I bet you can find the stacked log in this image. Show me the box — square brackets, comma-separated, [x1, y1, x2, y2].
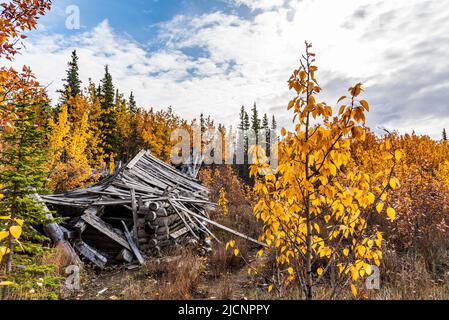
[137, 201, 194, 254]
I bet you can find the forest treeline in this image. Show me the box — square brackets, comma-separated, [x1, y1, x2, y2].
[44, 50, 278, 191]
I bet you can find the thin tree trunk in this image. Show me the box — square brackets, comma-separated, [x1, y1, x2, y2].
[2, 235, 14, 300]
[305, 197, 313, 300]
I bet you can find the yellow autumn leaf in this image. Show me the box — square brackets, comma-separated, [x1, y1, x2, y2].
[387, 207, 396, 221]
[233, 249, 240, 256]
[360, 100, 369, 111]
[0, 246, 10, 255]
[343, 248, 349, 256]
[351, 284, 357, 297]
[317, 268, 323, 276]
[0, 231, 9, 241]
[389, 178, 397, 189]
[376, 203, 384, 214]
[287, 267, 294, 275]
[394, 150, 402, 161]
[9, 225, 22, 239]
[281, 128, 287, 137]
[225, 240, 235, 250]
[268, 285, 273, 293]
[337, 96, 347, 103]
[365, 264, 372, 275]
[367, 192, 375, 204]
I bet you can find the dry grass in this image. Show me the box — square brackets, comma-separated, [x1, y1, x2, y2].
[121, 248, 206, 300]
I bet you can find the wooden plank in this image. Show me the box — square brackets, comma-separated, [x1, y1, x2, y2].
[130, 188, 139, 245]
[172, 201, 268, 248]
[170, 226, 189, 239]
[126, 149, 147, 170]
[74, 241, 108, 269]
[31, 194, 80, 264]
[121, 221, 145, 265]
[168, 199, 199, 240]
[81, 213, 131, 251]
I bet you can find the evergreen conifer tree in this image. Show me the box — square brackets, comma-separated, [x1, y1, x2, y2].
[271, 115, 277, 131]
[0, 97, 52, 297]
[262, 113, 270, 157]
[58, 50, 82, 107]
[99, 65, 119, 158]
[251, 102, 260, 144]
[128, 92, 137, 113]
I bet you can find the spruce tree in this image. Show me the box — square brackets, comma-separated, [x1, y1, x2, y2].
[238, 106, 246, 131]
[271, 115, 277, 131]
[237, 106, 247, 166]
[58, 50, 82, 110]
[0, 97, 52, 297]
[251, 102, 260, 144]
[99, 65, 119, 158]
[262, 113, 270, 157]
[128, 92, 137, 113]
[443, 128, 447, 142]
[243, 111, 250, 162]
[127, 92, 139, 159]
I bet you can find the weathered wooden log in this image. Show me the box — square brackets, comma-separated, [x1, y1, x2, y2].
[156, 234, 170, 241]
[145, 211, 157, 222]
[146, 202, 160, 211]
[31, 194, 80, 265]
[156, 226, 170, 235]
[168, 199, 199, 240]
[155, 215, 179, 226]
[130, 188, 139, 245]
[121, 221, 145, 265]
[156, 208, 168, 217]
[74, 240, 107, 269]
[80, 212, 131, 251]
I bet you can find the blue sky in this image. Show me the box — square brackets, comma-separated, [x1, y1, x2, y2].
[40, 0, 250, 44]
[12, 0, 449, 138]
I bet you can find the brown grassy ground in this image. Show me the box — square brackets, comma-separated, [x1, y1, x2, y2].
[54, 242, 449, 301]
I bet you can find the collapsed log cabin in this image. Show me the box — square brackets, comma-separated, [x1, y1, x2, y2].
[41, 150, 264, 269]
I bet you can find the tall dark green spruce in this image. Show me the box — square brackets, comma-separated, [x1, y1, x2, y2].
[128, 91, 137, 113]
[99, 65, 119, 158]
[443, 128, 447, 142]
[251, 102, 260, 144]
[127, 92, 140, 161]
[271, 115, 277, 131]
[238, 106, 251, 164]
[262, 113, 270, 157]
[57, 50, 82, 115]
[0, 96, 53, 298]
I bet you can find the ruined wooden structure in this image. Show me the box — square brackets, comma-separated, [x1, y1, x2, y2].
[41, 150, 264, 268]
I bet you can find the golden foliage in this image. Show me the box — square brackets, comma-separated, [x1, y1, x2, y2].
[250, 42, 401, 299]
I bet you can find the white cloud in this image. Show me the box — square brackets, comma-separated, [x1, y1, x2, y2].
[230, 0, 285, 11]
[11, 0, 449, 138]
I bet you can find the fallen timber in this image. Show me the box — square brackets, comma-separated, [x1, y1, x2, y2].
[40, 150, 265, 269]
